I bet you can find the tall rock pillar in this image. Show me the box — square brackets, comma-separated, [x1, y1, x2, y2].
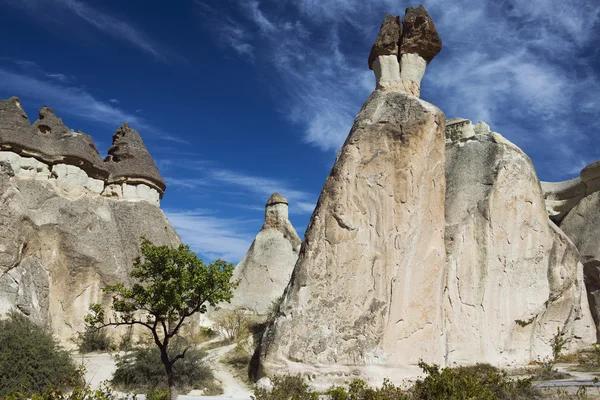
[258, 7, 446, 386]
[226, 193, 301, 316]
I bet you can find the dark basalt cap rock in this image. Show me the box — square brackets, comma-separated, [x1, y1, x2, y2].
[0, 99, 108, 179]
[400, 5, 442, 63]
[104, 123, 166, 193]
[368, 14, 402, 70]
[266, 192, 288, 206]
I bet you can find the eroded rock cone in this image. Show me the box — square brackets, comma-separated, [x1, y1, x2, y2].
[226, 193, 301, 316]
[258, 83, 447, 386]
[105, 123, 166, 194]
[444, 119, 595, 364]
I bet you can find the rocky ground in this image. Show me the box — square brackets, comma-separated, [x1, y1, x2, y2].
[78, 345, 600, 400]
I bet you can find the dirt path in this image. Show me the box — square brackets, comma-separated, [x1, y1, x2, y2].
[200, 343, 253, 399]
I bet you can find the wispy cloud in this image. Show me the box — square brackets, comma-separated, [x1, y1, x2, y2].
[165, 209, 257, 262]
[5, 0, 166, 61]
[109, 98, 119, 104]
[162, 165, 317, 215]
[200, 0, 600, 181]
[0, 65, 184, 143]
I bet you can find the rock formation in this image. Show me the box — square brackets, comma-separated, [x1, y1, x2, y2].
[0, 97, 180, 343]
[369, 6, 441, 96]
[226, 193, 301, 316]
[259, 7, 447, 385]
[257, 8, 596, 387]
[444, 118, 595, 365]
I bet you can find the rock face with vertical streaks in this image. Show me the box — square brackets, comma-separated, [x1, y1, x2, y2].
[0, 97, 180, 344]
[444, 118, 595, 365]
[258, 54, 448, 386]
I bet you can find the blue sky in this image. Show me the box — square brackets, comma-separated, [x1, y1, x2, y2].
[1, 0, 599, 263]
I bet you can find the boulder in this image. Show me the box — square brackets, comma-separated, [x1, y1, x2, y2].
[444, 119, 595, 364]
[226, 193, 301, 316]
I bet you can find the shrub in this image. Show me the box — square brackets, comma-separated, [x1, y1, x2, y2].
[0, 310, 78, 397]
[252, 375, 319, 400]
[77, 325, 114, 353]
[256, 363, 539, 400]
[411, 362, 539, 400]
[111, 342, 220, 395]
[552, 327, 570, 361]
[214, 308, 251, 343]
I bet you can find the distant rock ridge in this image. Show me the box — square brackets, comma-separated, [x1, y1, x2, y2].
[0, 97, 165, 205]
[226, 193, 301, 316]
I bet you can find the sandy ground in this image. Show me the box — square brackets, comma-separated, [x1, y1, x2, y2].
[76, 347, 252, 400]
[78, 350, 600, 400]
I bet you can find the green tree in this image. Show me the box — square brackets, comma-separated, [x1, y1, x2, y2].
[86, 238, 236, 400]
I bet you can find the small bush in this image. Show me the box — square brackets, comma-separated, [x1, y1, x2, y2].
[411, 362, 539, 400]
[252, 375, 319, 400]
[256, 363, 539, 400]
[214, 308, 251, 343]
[0, 310, 79, 397]
[77, 325, 114, 353]
[111, 342, 220, 395]
[146, 386, 170, 400]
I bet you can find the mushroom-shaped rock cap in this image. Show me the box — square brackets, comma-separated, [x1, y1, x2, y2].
[0, 98, 108, 179]
[104, 123, 166, 193]
[266, 192, 288, 206]
[31, 106, 70, 136]
[0, 97, 30, 131]
[368, 14, 402, 70]
[401, 5, 442, 63]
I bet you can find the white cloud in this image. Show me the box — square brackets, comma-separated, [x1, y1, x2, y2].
[0, 66, 184, 143]
[208, 169, 317, 212]
[165, 210, 257, 262]
[202, 0, 600, 180]
[109, 98, 119, 104]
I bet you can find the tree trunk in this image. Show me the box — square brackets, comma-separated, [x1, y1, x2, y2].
[160, 346, 177, 400]
[167, 370, 177, 400]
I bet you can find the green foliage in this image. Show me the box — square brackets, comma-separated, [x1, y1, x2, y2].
[411, 362, 539, 400]
[214, 308, 251, 343]
[0, 310, 78, 397]
[5, 367, 125, 400]
[146, 387, 170, 400]
[255, 363, 539, 400]
[111, 343, 219, 395]
[252, 375, 319, 400]
[86, 237, 236, 398]
[77, 325, 114, 353]
[552, 327, 570, 361]
[87, 239, 237, 328]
